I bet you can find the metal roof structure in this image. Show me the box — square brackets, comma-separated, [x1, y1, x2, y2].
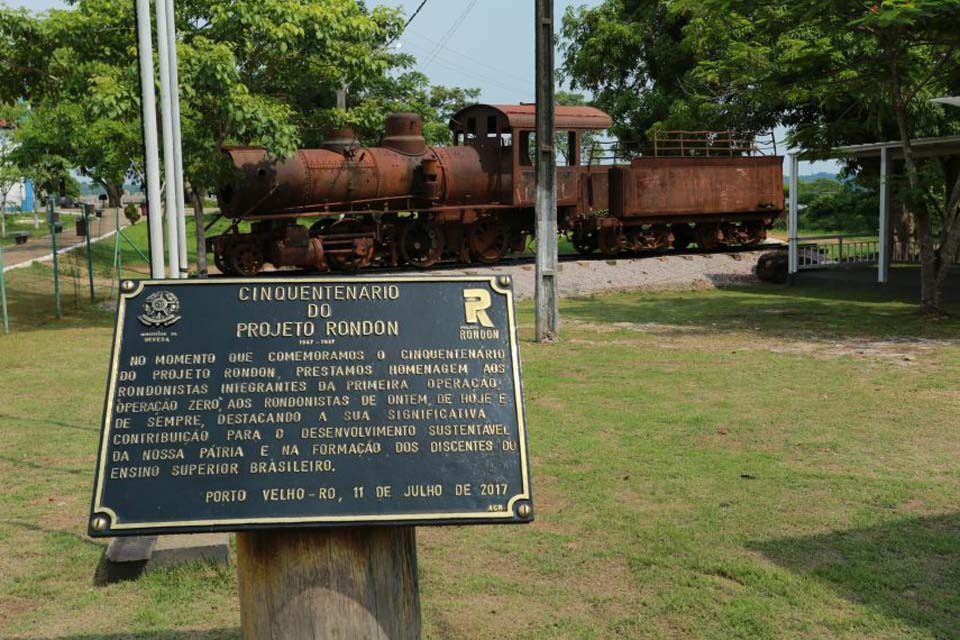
[451, 104, 613, 131]
[794, 135, 960, 161]
[833, 135, 960, 160]
[932, 97, 960, 109]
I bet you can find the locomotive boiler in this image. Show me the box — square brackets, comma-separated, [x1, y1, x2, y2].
[209, 104, 784, 276]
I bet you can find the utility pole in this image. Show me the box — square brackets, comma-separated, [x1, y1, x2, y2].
[535, 0, 558, 341]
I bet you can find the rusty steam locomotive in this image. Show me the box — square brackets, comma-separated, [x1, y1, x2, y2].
[210, 104, 784, 275]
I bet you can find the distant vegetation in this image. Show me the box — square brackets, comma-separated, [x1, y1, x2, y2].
[797, 172, 837, 183]
[785, 175, 880, 235]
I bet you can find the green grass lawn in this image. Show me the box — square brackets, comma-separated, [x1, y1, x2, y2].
[83, 212, 234, 278]
[1, 268, 959, 638]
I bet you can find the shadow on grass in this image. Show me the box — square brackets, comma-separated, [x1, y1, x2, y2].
[751, 514, 960, 638]
[0, 412, 99, 433]
[563, 265, 960, 341]
[0, 520, 145, 587]
[7, 632, 239, 640]
[0, 520, 105, 552]
[0, 455, 86, 476]
[0, 277, 116, 334]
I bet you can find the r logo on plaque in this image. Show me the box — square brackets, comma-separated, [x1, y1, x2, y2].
[88, 276, 533, 536]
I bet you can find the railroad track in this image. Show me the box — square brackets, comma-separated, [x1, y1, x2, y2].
[245, 244, 780, 278]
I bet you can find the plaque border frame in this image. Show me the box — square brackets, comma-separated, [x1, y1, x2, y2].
[89, 275, 532, 535]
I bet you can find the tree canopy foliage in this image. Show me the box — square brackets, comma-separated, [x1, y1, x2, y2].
[561, 0, 960, 150]
[695, 0, 960, 312]
[0, 0, 478, 207]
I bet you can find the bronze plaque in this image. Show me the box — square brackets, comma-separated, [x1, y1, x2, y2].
[88, 276, 533, 536]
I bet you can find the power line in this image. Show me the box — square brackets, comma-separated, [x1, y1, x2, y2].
[387, 0, 429, 48]
[406, 45, 529, 95]
[403, 0, 430, 31]
[406, 30, 535, 86]
[404, 43, 532, 96]
[423, 0, 479, 66]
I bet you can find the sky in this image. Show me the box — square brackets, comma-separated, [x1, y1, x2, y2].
[10, 0, 834, 174]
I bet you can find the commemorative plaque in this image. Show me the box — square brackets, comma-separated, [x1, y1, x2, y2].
[88, 276, 533, 536]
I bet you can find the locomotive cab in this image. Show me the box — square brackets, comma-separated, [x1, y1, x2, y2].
[448, 104, 613, 211]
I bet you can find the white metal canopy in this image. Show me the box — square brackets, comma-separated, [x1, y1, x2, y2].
[787, 134, 960, 283]
[932, 97, 960, 109]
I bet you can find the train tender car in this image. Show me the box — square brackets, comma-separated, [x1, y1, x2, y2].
[209, 104, 783, 275]
[592, 154, 784, 254]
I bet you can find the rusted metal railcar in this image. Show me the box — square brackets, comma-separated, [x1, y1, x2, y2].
[208, 104, 783, 275]
[586, 156, 784, 253]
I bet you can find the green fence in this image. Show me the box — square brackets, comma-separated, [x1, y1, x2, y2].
[0, 206, 152, 334]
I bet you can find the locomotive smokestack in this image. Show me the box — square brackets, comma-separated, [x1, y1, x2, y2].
[321, 128, 359, 153]
[381, 113, 426, 155]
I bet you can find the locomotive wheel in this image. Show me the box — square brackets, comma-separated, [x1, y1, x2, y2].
[310, 218, 336, 233]
[743, 221, 766, 247]
[467, 218, 510, 264]
[651, 224, 673, 251]
[694, 225, 721, 251]
[214, 251, 233, 275]
[229, 243, 264, 277]
[325, 219, 374, 271]
[573, 228, 598, 255]
[399, 220, 444, 268]
[671, 224, 694, 251]
[598, 227, 623, 256]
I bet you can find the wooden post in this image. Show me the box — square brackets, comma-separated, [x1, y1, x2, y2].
[236, 527, 421, 639]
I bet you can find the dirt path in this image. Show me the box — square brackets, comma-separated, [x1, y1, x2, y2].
[2, 210, 129, 273]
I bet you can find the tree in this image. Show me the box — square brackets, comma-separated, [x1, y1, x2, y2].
[562, 0, 960, 314]
[800, 178, 881, 234]
[0, 0, 410, 213]
[0, 102, 25, 237]
[317, 69, 480, 147]
[692, 0, 960, 314]
[559, 1, 782, 152]
[0, 3, 147, 207]
[1, 0, 480, 227]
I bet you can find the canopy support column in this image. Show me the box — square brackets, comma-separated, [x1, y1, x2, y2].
[788, 154, 799, 275]
[879, 146, 890, 284]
